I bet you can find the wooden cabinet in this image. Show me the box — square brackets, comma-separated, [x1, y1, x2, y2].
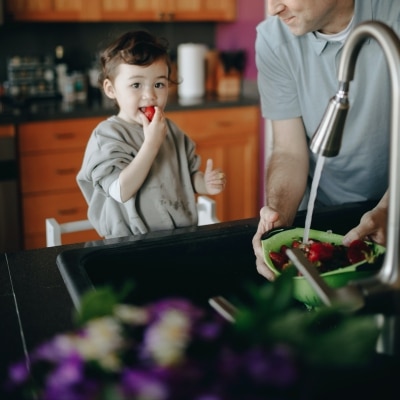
[167, 106, 260, 222]
[18, 117, 104, 249]
[171, 0, 236, 22]
[96, 0, 235, 22]
[6, 0, 235, 22]
[18, 105, 260, 249]
[5, 0, 90, 22]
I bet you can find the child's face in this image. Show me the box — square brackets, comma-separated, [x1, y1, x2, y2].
[104, 59, 169, 124]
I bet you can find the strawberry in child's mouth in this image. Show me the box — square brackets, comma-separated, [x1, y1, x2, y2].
[141, 106, 155, 121]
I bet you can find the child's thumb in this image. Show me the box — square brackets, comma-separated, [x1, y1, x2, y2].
[205, 159, 213, 174]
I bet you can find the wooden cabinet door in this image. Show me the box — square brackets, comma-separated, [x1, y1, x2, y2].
[6, 0, 235, 21]
[18, 117, 102, 249]
[22, 190, 101, 249]
[6, 0, 86, 21]
[96, 0, 158, 21]
[18, 118, 102, 153]
[171, 0, 235, 21]
[167, 106, 260, 221]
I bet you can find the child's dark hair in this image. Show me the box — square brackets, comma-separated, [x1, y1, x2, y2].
[99, 30, 176, 85]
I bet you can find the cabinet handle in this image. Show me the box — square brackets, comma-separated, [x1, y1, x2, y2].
[54, 132, 76, 140]
[58, 208, 79, 216]
[56, 168, 77, 175]
[216, 121, 234, 127]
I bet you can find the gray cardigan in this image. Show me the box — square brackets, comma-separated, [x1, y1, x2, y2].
[77, 115, 201, 238]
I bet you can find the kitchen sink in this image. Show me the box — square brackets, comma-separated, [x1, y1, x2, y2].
[57, 201, 378, 310]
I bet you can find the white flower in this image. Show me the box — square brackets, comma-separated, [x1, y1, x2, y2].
[72, 316, 125, 371]
[144, 310, 191, 366]
[114, 304, 149, 325]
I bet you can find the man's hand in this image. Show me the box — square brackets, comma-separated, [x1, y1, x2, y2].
[252, 205, 289, 281]
[343, 202, 388, 246]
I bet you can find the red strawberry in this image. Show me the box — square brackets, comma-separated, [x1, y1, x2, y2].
[143, 106, 155, 121]
[280, 244, 289, 253]
[307, 241, 335, 263]
[291, 240, 302, 248]
[269, 251, 289, 271]
[347, 239, 372, 264]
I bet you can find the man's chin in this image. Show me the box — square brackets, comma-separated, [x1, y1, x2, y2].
[287, 25, 308, 36]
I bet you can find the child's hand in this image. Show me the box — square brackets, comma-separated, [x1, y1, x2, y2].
[140, 106, 167, 146]
[204, 159, 226, 195]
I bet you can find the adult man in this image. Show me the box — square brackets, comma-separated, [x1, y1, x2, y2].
[253, 0, 397, 280]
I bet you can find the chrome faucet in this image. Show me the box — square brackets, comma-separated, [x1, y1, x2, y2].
[306, 21, 400, 308]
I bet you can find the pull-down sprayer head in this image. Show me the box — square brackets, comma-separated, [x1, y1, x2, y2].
[309, 82, 349, 157]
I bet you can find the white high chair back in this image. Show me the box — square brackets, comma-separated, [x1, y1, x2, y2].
[45, 195, 219, 247]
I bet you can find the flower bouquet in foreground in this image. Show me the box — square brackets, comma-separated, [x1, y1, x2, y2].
[5, 269, 384, 400]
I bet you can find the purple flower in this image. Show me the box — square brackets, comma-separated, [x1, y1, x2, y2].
[4, 295, 305, 400]
[147, 298, 204, 323]
[120, 368, 168, 400]
[32, 334, 77, 364]
[8, 360, 30, 384]
[43, 353, 98, 400]
[196, 318, 225, 341]
[243, 344, 299, 387]
[217, 344, 299, 395]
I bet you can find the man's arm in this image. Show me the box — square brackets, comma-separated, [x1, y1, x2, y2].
[253, 117, 309, 280]
[265, 117, 310, 226]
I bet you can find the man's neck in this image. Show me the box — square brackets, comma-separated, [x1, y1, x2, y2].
[319, 0, 355, 35]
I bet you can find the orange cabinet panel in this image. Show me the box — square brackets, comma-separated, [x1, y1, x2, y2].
[18, 117, 102, 249]
[18, 118, 103, 153]
[5, 0, 88, 21]
[21, 190, 101, 249]
[20, 150, 86, 194]
[166, 106, 260, 222]
[6, 0, 235, 21]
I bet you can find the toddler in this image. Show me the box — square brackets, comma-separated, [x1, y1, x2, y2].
[77, 30, 226, 238]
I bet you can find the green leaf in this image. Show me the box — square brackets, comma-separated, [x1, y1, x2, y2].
[74, 282, 134, 325]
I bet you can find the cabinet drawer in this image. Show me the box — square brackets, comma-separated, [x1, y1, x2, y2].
[166, 106, 259, 139]
[20, 150, 83, 193]
[18, 117, 103, 153]
[22, 190, 89, 235]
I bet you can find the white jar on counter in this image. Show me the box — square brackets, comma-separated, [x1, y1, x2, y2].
[177, 43, 208, 99]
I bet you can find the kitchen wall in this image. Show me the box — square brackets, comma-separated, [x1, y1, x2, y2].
[216, 0, 265, 81]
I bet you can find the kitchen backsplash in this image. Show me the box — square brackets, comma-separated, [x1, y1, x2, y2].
[0, 21, 216, 85]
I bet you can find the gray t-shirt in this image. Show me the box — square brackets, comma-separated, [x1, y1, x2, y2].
[77, 115, 201, 238]
[256, 0, 400, 207]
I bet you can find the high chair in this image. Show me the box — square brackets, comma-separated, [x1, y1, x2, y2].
[45, 195, 219, 247]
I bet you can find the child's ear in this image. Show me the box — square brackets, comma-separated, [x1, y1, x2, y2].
[103, 79, 116, 99]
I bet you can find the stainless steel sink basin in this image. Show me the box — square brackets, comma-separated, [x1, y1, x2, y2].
[57, 201, 378, 310]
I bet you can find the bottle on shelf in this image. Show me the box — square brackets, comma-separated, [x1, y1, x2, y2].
[54, 45, 69, 99]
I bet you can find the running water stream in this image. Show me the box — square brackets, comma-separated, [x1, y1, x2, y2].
[302, 154, 326, 244]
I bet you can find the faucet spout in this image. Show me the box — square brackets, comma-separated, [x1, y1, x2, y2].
[310, 21, 400, 299]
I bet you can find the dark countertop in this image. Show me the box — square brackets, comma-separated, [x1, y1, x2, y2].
[0, 93, 260, 124]
[0, 218, 257, 391]
[2, 203, 399, 399]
